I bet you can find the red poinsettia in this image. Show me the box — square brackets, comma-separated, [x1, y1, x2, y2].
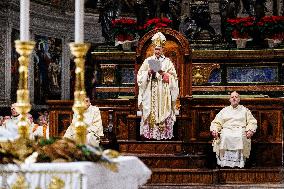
[226, 17, 255, 39]
[256, 16, 284, 39]
[111, 17, 137, 37]
[142, 17, 172, 32]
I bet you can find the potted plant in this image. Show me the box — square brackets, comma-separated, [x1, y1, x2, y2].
[139, 17, 172, 35]
[256, 16, 284, 47]
[225, 17, 255, 48]
[111, 17, 137, 42]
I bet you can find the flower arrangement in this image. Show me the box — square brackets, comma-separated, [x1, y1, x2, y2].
[226, 16, 284, 40]
[226, 17, 255, 39]
[111, 17, 137, 41]
[256, 16, 284, 40]
[141, 17, 172, 33]
[111, 17, 172, 41]
[0, 137, 118, 172]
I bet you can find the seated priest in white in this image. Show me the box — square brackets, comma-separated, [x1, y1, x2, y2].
[32, 109, 49, 138]
[210, 91, 257, 168]
[64, 97, 104, 146]
[137, 32, 179, 140]
[32, 123, 49, 139]
[0, 103, 34, 140]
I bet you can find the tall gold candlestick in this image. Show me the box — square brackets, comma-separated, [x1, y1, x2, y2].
[69, 43, 90, 144]
[15, 40, 35, 139]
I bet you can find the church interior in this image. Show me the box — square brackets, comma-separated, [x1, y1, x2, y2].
[0, 0, 284, 188]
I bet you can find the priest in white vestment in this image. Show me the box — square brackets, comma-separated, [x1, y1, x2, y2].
[1, 103, 34, 140]
[137, 32, 179, 140]
[64, 97, 104, 146]
[210, 91, 257, 168]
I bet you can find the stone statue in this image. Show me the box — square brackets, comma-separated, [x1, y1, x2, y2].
[219, 0, 260, 41]
[133, 0, 181, 31]
[179, 16, 197, 40]
[219, 0, 240, 41]
[241, 0, 255, 16]
[167, 0, 182, 30]
[254, 0, 266, 21]
[98, 0, 122, 43]
[146, 0, 165, 18]
[253, 0, 267, 46]
[190, 1, 216, 40]
[133, 0, 151, 28]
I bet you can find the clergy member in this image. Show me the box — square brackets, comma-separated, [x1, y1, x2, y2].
[64, 97, 104, 146]
[137, 32, 179, 140]
[210, 91, 257, 168]
[1, 103, 34, 140]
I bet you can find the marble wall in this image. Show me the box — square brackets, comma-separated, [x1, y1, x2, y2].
[0, 0, 103, 107]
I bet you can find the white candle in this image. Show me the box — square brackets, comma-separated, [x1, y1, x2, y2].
[75, 0, 84, 43]
[20, 0, 30, 41]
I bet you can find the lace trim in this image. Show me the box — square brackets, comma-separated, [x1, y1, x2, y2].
[217, 150, 245, 168]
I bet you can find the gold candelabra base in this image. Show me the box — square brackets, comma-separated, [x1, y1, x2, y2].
[69, 43, 90, 144]
[15, 40, 35, 139]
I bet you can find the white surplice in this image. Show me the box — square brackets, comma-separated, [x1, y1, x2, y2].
[64, 105, 104, 146]
[137, 55, 179, 140]
[210, 105, 257, 168]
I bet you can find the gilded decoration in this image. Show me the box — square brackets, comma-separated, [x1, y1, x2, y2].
[11, 175, 28, 189]
[15, 40, 35, 139]
[100, 64, 117, 85]
[69, 43, 90, 145]
[192, 64, 220, 85]
[48, 176, 65, 189]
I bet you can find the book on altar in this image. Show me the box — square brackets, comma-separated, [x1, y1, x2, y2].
[148, 59, 162, 72]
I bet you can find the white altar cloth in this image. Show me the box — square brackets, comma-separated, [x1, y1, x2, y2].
[0, 156, 151, 189]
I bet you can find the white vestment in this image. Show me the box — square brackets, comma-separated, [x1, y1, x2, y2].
[32, 124, 49, 139]
[137, 55, 179, 140]
[64, 105, 104, 146]
[210, 105, 257, 168]
[1, 116, 34, 141]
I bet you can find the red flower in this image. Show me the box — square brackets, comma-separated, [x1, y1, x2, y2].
[226, 17, 255, 39]
[111, 17, 137, 37]
[142, 17, 172, 32]
[256, 16, 284, 39]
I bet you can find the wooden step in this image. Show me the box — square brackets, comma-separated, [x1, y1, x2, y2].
[123, 153, 206, 169]
[149, 168, 216, 184]
[147, 168, 282, 185]
[118, 140, 184, 154]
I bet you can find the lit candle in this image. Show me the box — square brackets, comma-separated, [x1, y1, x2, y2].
[20, 0, 30, 41]
[75, 0, 84, 43]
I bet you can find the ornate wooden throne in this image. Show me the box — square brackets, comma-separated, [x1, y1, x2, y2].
[135, 28, 192, 99]
[130, 28, 193, 142]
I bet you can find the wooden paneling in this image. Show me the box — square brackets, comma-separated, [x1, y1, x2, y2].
[47, 99, 137, 140]
[47, 97, 284, 185]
